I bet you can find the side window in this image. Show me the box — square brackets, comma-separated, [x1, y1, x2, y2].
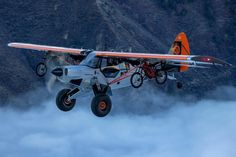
[101, 58, 120, 68]
[107, 58, 120, 66]
[119, 62, 129, 71]
[87, 57, 100, 68]
[100, 58, 120, 78]
[100, 58, 108, 68]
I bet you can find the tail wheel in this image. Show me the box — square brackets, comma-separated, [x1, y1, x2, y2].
[36, 62, 47, 77]
[130, 72, 143, 88]
[91, 94, 112, 117]
[155, 70, 167, 84]
[56, 89, 76, 112]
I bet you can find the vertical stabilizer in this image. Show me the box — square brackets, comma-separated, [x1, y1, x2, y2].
[169, 32, 190, 72]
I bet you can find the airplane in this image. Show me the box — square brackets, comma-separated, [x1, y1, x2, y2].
[8, 32, 231, 117]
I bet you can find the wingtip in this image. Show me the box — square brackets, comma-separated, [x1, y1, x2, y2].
[228, 63, 234, 68]
[223, 62, 233, 68]
[7, 42, 16, 47]
[7, 43, 12, 47]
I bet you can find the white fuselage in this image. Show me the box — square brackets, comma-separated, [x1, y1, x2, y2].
[55, 52, 136, 93]
[57, 65, 134, 90]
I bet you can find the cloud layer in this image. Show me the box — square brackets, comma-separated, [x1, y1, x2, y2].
[0, 86, 236, 157]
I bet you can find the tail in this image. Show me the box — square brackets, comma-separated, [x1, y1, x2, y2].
[169, 32, 190, 72]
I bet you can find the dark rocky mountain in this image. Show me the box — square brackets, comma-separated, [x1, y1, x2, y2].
[0, 0, 235, 106]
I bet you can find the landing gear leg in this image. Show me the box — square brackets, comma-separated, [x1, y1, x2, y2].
[91, 79, 112, 117]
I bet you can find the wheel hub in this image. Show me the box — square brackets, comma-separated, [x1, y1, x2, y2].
[98, 101, 107, 111]
[63, 96, 72, 106]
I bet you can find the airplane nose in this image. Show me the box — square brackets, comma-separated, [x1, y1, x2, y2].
[51, 68, 63, 77]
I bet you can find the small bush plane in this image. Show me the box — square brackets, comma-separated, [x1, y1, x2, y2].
[8, 32, 231, 117]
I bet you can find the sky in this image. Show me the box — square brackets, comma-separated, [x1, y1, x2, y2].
[0, 86, 236, 157]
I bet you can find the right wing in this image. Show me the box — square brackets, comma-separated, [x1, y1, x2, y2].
[95, 51, 231, 68]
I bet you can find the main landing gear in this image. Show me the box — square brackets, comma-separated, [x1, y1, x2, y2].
[91, 81, 112, 117]
[91, 94, 112, 117]
[55, 80, 112, 117]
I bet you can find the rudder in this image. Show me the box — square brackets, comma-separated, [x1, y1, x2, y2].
[169, 32, 190, 72]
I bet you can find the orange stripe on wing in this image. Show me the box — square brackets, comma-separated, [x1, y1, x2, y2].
[95, 51, 189, 60]
[8, 43, 83, 55]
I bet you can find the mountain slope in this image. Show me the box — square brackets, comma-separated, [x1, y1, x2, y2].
[0, 0, 235, 105]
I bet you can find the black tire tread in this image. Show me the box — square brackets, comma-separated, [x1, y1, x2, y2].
[56, 89, 76, 112]
[91, 94, 112, 117]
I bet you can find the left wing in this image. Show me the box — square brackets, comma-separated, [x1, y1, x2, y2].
[8, 43, 85, 55]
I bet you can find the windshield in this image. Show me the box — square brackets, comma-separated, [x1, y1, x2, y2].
[80, 52, 100, 68]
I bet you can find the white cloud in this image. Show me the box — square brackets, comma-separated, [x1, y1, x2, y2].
[0, 86, 236, 157]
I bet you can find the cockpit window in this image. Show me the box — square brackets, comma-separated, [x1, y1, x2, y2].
[100, 58, 108, 67]
[100, 58, 120, 68]
[80, 52, 100, 68]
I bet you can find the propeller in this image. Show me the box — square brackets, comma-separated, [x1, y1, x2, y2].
[44, 54, 68, 93]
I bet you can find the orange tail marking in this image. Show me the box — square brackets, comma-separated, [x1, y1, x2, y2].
[170, 32, 190, 72]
